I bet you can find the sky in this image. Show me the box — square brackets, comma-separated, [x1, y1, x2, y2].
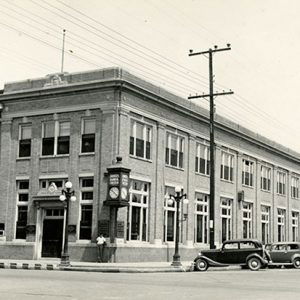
[0, 0, 300, 152]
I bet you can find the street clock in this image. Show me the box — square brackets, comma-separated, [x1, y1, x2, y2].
[105, 156, 131, 207]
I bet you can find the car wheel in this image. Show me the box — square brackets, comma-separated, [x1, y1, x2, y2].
[293, 258, 300, 269]
[247, 257, 261, 271]
[195, 258, 208, 271]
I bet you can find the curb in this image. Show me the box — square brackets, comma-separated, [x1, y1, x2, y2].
[0, 262, 192, 273]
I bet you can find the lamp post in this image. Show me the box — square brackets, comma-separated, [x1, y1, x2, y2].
[59, 181, 76, 266]
[166, 186, 189, 267]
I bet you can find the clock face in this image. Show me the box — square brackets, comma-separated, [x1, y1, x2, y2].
[121, 187, 128, 199]
[109, 187, 119, 199]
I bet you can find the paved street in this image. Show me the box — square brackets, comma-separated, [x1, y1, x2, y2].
[0, 268, 299, 300]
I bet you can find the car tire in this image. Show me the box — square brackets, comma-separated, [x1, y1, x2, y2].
[247, 257, 261, 271]
[195, 258, 208, 272]
[293, 258, 300, 269]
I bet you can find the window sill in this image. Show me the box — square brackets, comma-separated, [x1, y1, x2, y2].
[129, 155, 152, 163]
[16, 157, 31, 161]
[291, 197, 300, 200]
[79, 152, 95, 157]
[261, 189, 271, 194]
[195, 172, 209, 178]
[165, 165, 184, 171]
[276, 193, 287, 197]
[242, 184, 254, 189]
[220, 179, 234, 184]
[40, 154, 69, 159]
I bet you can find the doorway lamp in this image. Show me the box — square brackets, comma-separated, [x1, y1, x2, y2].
[59, 180, 76, 266]
[166, 186, 189, 267]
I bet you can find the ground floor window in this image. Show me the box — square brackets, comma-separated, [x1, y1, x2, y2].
[164, 186, 181, 242]
[16, 180, 29, 239]
[194, 193, 209, 243]
[261, 205, 270, 244]
[126, 180, 149, 241]
[79, 178, 94, 240]
[277, 208, 286, 242]
[242, 202, 253, 238]
[220, 198, 232, 242]
[292, 211, 299, 242]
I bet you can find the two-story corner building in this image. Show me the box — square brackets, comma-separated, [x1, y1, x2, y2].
[0, 67, 299, 262]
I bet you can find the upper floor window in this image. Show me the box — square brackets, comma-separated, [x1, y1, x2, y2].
[165, 133, 184, 168]
[277, 171, 286, 195]
[261, 166, 271, 191]
[40, 178, 68, 191]
[81, 119, 95, 153]
[19, 124, 32, 158]
[242, 159, 254, 187]
[220, 152, 234, 181]
[195, 143, 210, 175]
[291, 176, 299, 199]
[130, 120, 151, 160]
[42, 121, 70, 156]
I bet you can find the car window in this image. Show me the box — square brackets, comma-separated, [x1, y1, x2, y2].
[240, 242, 256, 249]
[272, 244, 286, 251]
[288, 244, 299, 250]
[223, 242, 239, 250]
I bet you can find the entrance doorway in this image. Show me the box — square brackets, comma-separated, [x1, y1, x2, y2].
[42, 218, 63, 258]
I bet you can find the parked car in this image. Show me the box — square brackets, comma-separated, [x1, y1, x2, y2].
[194, 239, 269, 271]
[267, 242, 300, 269]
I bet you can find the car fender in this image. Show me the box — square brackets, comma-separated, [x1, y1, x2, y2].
[246, 253, 268, 265]
[194, 255, 229, 267]
[291, 253, 300, 262]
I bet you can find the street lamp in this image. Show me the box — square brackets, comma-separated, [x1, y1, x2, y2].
[59, 180, 76, 266]
[166, 186, 189, 267]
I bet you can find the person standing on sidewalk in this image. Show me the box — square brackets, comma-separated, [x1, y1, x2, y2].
[96, 234, 106, 263]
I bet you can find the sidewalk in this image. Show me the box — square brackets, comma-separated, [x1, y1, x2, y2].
[0, 259, 194, 273]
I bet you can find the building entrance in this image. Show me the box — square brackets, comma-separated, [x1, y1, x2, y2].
[41, 209, 64, 258]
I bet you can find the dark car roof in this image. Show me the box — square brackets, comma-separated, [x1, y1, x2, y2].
[272, 242, 300, 245]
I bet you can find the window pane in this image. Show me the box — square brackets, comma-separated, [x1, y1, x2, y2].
[44, 122, 54, 138]
[42, 137, 54, 155]
[136, 138, 144, 157]
[57, 136, 70, 154]
[136, 123, 143, 139]
[82, 134, 95, 153]
[19, 139, 31, 157]
[83, 119, 95, 134]
[21, 126, 31, 139]
[59, 122, 70, 136]
[82, 178, 94, 187]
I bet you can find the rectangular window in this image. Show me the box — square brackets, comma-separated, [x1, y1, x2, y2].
[292, 211, 299, 242]
[127, 180, 149, 241]
[129, 120, 152, 160]
[19, 124, 32, 157]
[79, 177, 94, 240]
[261, 205, 270, 244]
[195, 143, 210, 175]
[16, 181, 29, 239]
[39, 179, 67, 191]
[81, 119, 96, 153]
[261, 166, 271, 191]
[166, 133, 184, 168]
[42, 121, 70, 156]
[277, 171, 286, 195]
[291, 176, 299, 199]
[242, 159, 254, 187]
[220, 198, 232, 242]
[242, 202, 253, 239]
[277, 208, 286, 242]
[220, 152, 234, 181]
[194, 193, 209, 244]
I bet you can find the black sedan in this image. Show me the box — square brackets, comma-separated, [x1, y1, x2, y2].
[194, 239, 268, 271]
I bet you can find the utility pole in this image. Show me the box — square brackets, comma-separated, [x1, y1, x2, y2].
[188, 44, 234, 249]
[61, 29, 66, 73]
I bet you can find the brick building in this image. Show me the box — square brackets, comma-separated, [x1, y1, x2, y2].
[0, 67, 299, 262]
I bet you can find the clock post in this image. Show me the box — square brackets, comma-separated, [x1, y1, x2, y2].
[104, 156, 131, 243]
